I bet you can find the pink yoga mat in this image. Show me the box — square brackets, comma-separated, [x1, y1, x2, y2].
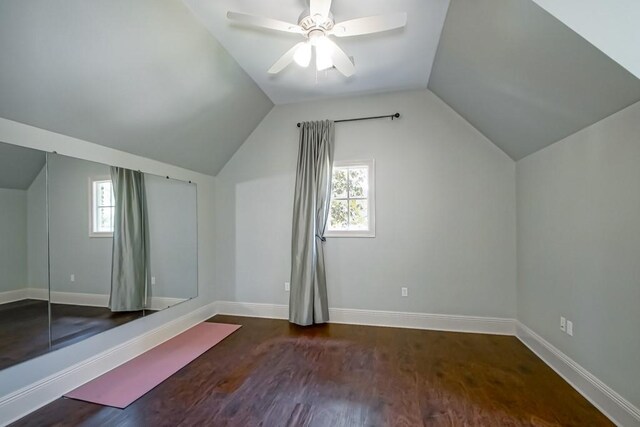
[65, 322, 241, 408]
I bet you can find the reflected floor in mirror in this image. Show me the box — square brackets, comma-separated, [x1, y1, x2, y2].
[0, 300, 49, 370]
[0, 300, 153, 370]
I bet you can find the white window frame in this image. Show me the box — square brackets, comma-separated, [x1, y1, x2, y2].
[89, 176, 115, 238]
[325, 159, 376, 238]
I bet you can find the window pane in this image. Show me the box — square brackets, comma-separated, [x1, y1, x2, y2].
[329, 200, 349, 230]
[348, 167, 368, 198]
[96, 207, 114, 233]
[331, 168, 348, 198]
[349, 199, 369, 230]
[96, 181, 114, 207]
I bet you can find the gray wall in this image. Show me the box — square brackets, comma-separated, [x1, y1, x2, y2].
[517, 100, 640, 408]
[48, 154, 112, 295]
[0, 189, 27, 292]
[146, 174, 197, 299]
[215, 89, 517, 318]
[26, 166, 47, 290]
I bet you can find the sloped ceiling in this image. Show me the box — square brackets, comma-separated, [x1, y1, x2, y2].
[183, 0, 450, 105]
[0, 142, 45, 190]
[428, 0, 640, 160]
[1, 0, 638, 171]
[0, 0, 273, 176]
[531, 0, 640, 80]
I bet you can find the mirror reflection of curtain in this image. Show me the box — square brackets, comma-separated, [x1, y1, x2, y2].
[109, 167, 149, 312]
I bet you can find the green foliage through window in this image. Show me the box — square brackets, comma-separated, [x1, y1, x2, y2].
[329, 165, 369, 231]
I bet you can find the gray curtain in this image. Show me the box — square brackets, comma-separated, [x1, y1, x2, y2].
[109, 167, 149, 312]
[289, 120, 335, 326]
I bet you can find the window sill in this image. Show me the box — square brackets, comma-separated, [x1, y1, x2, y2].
[89, 233, 113, 238]
[324, 232, 376, 238]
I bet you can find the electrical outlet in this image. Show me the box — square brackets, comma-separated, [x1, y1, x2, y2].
[151, 276, 156, 285]
[401, 287, 408, 297]
[70, 274, 75, 282]
[560, 316, 566, 332]
[566, 320, 573, 336]
[284, 282, 290, 292]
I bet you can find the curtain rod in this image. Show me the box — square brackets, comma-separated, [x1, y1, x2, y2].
[296, 113, 400, 127]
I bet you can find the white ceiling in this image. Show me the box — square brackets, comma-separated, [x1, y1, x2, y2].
[183, 0, 450, 105]
[0, 0, 273, 176]
[428, 0, 640, 160]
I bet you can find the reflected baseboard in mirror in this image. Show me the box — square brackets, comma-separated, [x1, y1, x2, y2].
[0, 142, 198, 371]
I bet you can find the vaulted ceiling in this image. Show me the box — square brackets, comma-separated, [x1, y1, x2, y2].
[0, 0, 638, 174]
[0, 0, 272, 176]
[428, 0, 640, 160]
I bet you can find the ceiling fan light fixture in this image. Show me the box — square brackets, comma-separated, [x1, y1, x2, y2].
[294, 42, 312, 67]
[315, 38, 333, 71]
[227, 0, 407, 77]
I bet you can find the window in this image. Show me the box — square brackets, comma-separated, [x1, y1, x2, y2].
[326, 160, 375, 237]
[90, 177, 115, 237]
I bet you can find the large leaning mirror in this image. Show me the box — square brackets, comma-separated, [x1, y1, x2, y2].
[0, 143, 198, 369]
[0, 142, 48, 370]
[48, 153, 198, 350]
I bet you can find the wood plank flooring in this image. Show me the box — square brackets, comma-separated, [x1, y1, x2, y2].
[12, 315, 613, 426]
[0, 300, 49, 370]
[0, 300, 146, 370]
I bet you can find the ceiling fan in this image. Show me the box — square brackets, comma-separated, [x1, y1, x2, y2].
[227, 0, 407, 77]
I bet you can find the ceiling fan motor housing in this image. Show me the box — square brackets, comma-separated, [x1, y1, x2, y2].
[298, 10, 334, 33]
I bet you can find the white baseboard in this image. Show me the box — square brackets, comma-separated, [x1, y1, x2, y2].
[50, 291, 108, 307]
[27, 288, 48, 301]
[48, 292, 185, 310]
[146, 296, 189, 311]
[0, 301, 217, 426]
[516, 322, 640, 427]
[213, 301, 516, 335]
[214, 301, 289, 320]
[0, 289, 29, 305]
[1, 289, 186, 310]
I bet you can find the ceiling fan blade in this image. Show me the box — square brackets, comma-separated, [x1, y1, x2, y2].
[332, 13, 407, 37]
[227, 11, 302, 34]
[268, 42, 306, 74]
[323, 38, 355, 77]
[310, 0, 332, 19]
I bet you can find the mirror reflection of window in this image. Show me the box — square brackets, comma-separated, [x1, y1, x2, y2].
[90, 178, 114, 237]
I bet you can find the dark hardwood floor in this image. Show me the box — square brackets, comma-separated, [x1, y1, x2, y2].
[12, 315, 612, 426]
[50, 303, 147, 351]
[0, 300, 146, 370]
[0, 300, 49, 370]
